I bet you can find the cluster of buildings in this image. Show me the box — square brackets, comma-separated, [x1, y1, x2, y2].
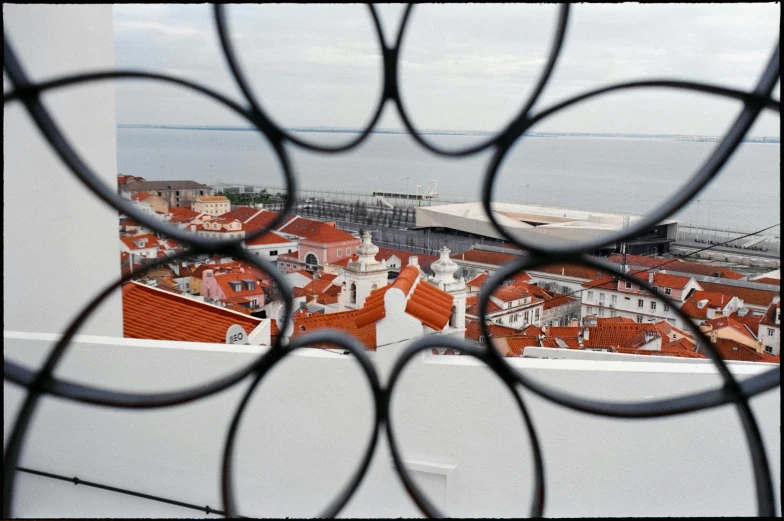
[117, 176, 780, 363]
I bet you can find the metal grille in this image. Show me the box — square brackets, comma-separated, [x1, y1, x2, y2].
[3, 4, 780, 518]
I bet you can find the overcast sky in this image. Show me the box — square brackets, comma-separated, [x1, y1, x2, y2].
[113, 3, 780, 136]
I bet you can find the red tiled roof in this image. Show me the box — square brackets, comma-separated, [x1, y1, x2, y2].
[583, 323, 660, 349]
[489, 285, 531, 303]
[681, 291, 738, 319]
[545, 326, 582, 338]
[504, 336, 540, 356]
[583, 271, 694, 291]
[354, 266, 453, 331]
[728, 311, 764, 331]
[451, 249, 521, 267]
[753, 277, 780, 286]
[375, 247, 438, 271]
[698, 281, 778, 308]
[701, 315, 759, 341]
[466, 271, 490, 288]
[197, 195, 229, 203]
[302, 278, 335, 295]
[281, 217, 357, 243]
[244, 231, 292, 246]
[528, 263, 606, 281]
[219, 206, 263, 223]
[760, 302, 780, 327]
[607, 254, 745, 280]
[122, 282, 264, 343]
[291, 309, 377, 350]
[710, 338, 779, 363]
[213, 273, 268, 300]
[120, 234, 159, 251]
[464, 320, 520, 342]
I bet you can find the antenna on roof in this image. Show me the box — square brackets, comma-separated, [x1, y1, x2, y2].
[621, 213, 630, 273]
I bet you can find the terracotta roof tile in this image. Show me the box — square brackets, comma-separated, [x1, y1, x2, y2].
[244, 231, 293, 246]
[760, 302, 780, 327]
[120, 234, 159, 251]
[710, 338, 779, 363]
[451, 249, 520, 267]
[292, 309, 377, 350]
[702, 315, 759, 341]
[464, 320, 519, 342]
[753, 277, 780, 286]
[281, 217, 357, 243]
[681, 291, 738, 319]
[122, 282, 263, 343]
[698, 281, 778, 308]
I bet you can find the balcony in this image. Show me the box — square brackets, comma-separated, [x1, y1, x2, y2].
[4, 4, 780, 518]
[5, 332, 781, 517]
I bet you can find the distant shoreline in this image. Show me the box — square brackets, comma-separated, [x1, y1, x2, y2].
[116, 124, 779, 143]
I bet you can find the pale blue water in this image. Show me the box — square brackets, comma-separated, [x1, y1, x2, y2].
[117, 128, 780, 234]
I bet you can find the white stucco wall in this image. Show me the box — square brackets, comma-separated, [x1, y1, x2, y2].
[3, 4, 122, 337]
[4, 333, 780, 518]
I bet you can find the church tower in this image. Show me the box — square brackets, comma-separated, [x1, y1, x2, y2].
[428, 246, 467, 333]
[340, 231, 389, 310]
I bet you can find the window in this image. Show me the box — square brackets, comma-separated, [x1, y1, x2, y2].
[350, 283, 357, 304]
[611, 295, 617, 303]
[288, 249, 292, 253]
[450, 306, 458, 328]
[337, 249, 342, 257]
[766, 346, 773, 353]
[610, 310, 617, 317]
[598, 308, 605, 317]
[625, 282, 632, 289]
[665, 288, 672, 295]
[637, 315, 643, 323]
[524, 311, 529, 322]
[506, 302, 512, 309]
[664, 304, 669, 312]
[200, 190, 204, 196]
[175, 191, 180, 196]
[599, 293, 605, 302]
[731, 345, 739, 351]
[651, 301, 657, 310]
[269, 250, 278, 256]
[638, 299, 644, 308]
[535, 308, 539, 320]
[769, 328, 775, 336]
[587, 306, 593, 314]
[587, 291, 594, 300]
[346, 248, 351, 255]
[305, 253, 318, 266]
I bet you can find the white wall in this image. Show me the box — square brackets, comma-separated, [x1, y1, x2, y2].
[4, 333, 780, 518]
[3, 5, 122, 337]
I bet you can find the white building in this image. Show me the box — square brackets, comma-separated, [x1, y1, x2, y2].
[339, 232, 389, 310]
[467, 284, 545, 330]
[759, 299, 781, 356]
[428, 246, 468, 336]
[243, 231, 298, 262]
[582, 271, 703, 329]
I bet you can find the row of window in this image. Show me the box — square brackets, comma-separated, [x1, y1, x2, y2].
[336, 248, 351, 257]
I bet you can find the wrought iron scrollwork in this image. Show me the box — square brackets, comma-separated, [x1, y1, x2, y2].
[3, 3, 780, 518]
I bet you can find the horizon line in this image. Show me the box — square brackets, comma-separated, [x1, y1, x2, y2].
[115, 124, 780, 140]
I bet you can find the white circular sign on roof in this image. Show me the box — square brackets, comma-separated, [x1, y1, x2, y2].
[225, 324, 249, 345]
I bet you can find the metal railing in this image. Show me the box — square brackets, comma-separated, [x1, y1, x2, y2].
[3, 3, 781, 518]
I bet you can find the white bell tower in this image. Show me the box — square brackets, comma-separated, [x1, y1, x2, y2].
[428, 246, 467, 333]
[340, 231, 389, 310]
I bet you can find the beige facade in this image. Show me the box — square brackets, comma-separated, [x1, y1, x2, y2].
[192, 195, 230, 216]
[123, 180, 214, 208]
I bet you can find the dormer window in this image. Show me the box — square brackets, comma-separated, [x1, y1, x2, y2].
[229, 281, 242, 292]
[665, 288, 672, 295]
[242, 279, 255, 291]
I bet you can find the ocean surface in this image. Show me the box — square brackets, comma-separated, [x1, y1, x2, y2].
[117, 128, 780, 235]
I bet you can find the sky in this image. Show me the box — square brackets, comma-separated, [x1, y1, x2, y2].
[113, 3, 780, 136]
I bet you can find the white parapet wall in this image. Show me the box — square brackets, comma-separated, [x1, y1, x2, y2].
[4, 332, 780, 518]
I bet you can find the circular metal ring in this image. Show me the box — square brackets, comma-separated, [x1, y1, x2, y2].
[476, 253, 778, 516]
[221, 331, 383, 518]
[3, 45, 297, 250]
[392, 4, 570, 158]
[480, 43, 780, 256]
[213, 4, 389, 154]
[384, 336, 545, 518]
